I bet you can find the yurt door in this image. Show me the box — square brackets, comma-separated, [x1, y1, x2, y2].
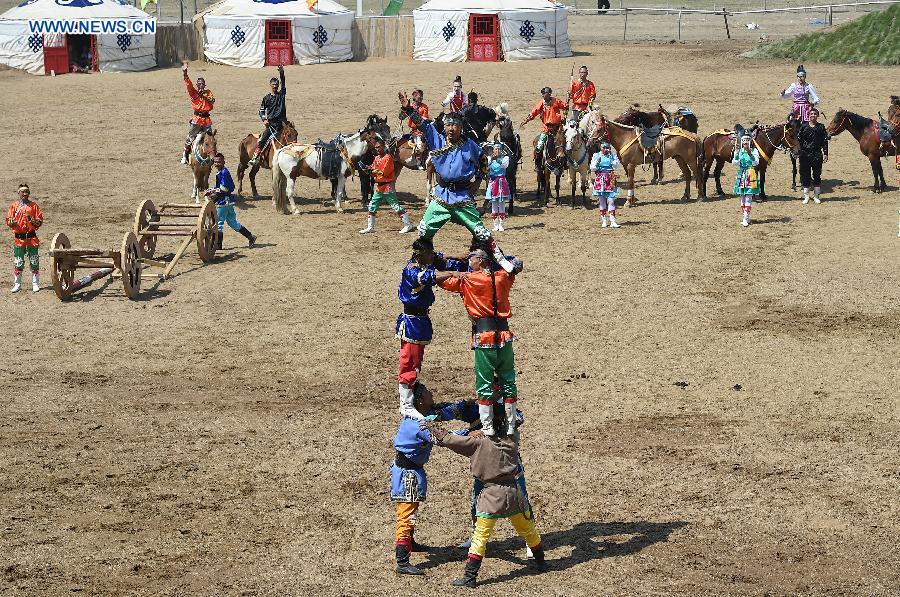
[265, 20, 293, 66]
[43, 33, 69, 75]
[468, 14, 499, 62]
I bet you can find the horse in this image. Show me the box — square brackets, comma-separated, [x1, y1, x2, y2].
[613, 104, 698, 185]
[271, 130, 372, 215]
[236, 121, 298, 198]
[533, 126, 566, 206]
[827, 108, 894, 193]
[591, 115, 704, 204]
[188, 128, 217, 204]
[563, 120, 590, 207]
[701, 121, 800, 200]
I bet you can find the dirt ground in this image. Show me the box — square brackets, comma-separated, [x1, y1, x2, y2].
[1, 43, 899, 596]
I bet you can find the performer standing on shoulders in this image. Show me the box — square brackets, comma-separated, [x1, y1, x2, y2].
[781, 64, 820, 123]
[398, 91, 515, 273]
[6, 184, 43, 293]
[797, 107, 829, 204]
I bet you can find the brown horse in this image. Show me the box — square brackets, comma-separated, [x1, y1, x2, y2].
[189, 128, 217, 204]
[701, 121, 800, 200]
[533, 126, 566, 206]
[591, 115, 704, 204]
[236, 121, 298, 198]
[615, 104, 699, 183]
[827, 108, 894, 193]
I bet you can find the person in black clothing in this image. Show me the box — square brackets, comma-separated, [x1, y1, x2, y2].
[462, 91, 499, 144]
[249, 65, 287, 166]
[797, 107, 829, 204]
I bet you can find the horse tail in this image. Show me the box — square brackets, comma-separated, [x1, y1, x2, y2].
[272, 149, 287, 213]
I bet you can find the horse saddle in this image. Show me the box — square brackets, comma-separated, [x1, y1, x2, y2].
[315, 137, 343, 179]
[876, 113, 898, 142]
[639, 124, 663, 151]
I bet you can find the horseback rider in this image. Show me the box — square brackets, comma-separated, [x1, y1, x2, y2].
[780, 64, 820, 123]
[567, 65, 597, 124]
[249, 65, 287, 167]
[398, 91, 515, 273]
[461, 91, 499, 144]
[521, 87, 567, 153]
[405, 89, 430, 158]
[181, 61, 215, 165]
[442, 75, 468, 113]
[797, 107, 829, 204]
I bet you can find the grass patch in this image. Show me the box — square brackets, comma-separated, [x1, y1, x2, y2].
[744, 3, 900, 65]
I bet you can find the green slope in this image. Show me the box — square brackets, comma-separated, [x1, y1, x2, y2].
[745, 3, 900, 65]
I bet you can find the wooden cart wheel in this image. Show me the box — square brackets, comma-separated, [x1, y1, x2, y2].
[134, 199, 158, 259]
[50, 232, 76, 301]
[120, 231, 142, 300]
[196, 200, 218, 263]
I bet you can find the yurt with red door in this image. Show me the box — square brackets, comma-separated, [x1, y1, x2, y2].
[195, 0, 353, 67]
[0, 0, 156, 75]
[413, 0, 571, 62]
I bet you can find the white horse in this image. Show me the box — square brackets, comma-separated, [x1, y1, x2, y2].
[578, 109, 602, 143]
[271, 131, 371, 215]
[564, 120, 590, 207]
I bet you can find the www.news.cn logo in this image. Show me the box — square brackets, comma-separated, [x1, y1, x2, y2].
[28, 19, 156, 35]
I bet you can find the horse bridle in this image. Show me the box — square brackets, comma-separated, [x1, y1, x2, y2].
[193, 131, 213, 166]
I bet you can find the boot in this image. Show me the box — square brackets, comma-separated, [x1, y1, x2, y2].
[487, 238, 514, 273]
[478, 401, 495, 436]
[600, 211, 608, 228]
[399, 383, 423, 419]
[215, 231, 223, 250]
[410, 529, 431, 552]
[741, 208, 750, 227]
[529, 544, 547, 572]
[238, 226, 256, 248]
[248, 147, 263, 167]
[31, 272, 40, 293]
[181, 143, 190, 165]
[11, 272, 21, 293]
[491, 215, 499, 232]
[504, 399, 517, 435]
[451, 555, 482, 588]
[399, 212, 414, 234]
[608, 211, 620, 228]
[802, 187, 810, 204]
[497, 215, 505, 232]
[359, 214, 375, 234]
[395, 545, 424, 576]
[813, 186, 821, 204]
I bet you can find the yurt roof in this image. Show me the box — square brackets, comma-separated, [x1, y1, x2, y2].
[197, 0, 352, 19]
[0, 0, 153, 21]
[415, 0, 566, 12]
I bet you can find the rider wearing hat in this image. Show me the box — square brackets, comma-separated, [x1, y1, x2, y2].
[462, 91, 499, 144]
[521, 87, 568, 152]
[405, 89, 430, 158]
[181, 62, 215, 165]
[442, 75, 468, 113]
[249, 65, 287, 167]
[398, 92, 515, 273]
[781, 65, 820, 123]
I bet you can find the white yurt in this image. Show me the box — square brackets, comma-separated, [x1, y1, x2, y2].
[0, 0, 156, 75]
[195, 0, 353, 67]
[413, 0, 571, 62]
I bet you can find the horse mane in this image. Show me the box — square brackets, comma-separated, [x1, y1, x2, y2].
[842, 110, 872, 130]
[891, 95, 900, 106]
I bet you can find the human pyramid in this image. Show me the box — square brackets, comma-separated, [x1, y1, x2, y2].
[387, 92, 543, 588]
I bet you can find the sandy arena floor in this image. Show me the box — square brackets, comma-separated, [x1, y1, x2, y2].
[1, 43, 899, 596]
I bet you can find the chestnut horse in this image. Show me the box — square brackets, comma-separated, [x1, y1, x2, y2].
[615, 104, 699, 183]
[827, 108, 894, 193]
[236, 121, 298, 198]
[591, 115, 704, 204]
[701, 121, 800, 200]
[189, 128, 217, 204]
[533, 126, 566, 206]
